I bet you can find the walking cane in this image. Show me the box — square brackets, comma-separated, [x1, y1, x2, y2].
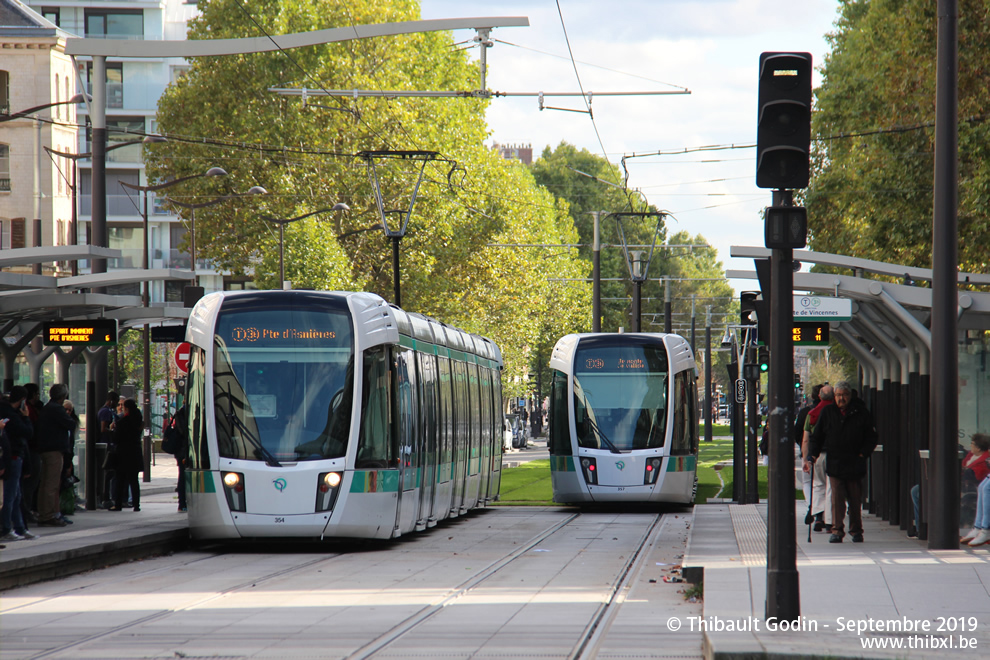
[804, 457, 814, 543]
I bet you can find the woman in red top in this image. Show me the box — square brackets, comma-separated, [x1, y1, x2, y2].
[960, 434, 990, 544]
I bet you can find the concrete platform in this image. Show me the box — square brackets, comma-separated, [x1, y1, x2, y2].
[684, 501, 990, 659]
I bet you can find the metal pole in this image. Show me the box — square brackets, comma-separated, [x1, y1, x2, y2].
[392, 235, 402, 308]
[690, 294, 696, 352]
[279, 222, 285, 289]
[91, 55, 107, 277]
[592, 212, 601, 332]
[729, 351, 745, 502]
[704, 306, 712, 442]
[33, 120, 42, 275]
[664, 277, 672, 333]
[142, 190, 151, 483]
[766, 188, 799, 619]
[190, 207, 196, 282]
[746, 343, 759, 504]
[929, 0, 959, 549]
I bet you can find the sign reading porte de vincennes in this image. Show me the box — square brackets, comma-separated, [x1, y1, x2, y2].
[793, 296, 852, 321]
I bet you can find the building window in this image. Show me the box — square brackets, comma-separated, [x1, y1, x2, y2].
[85, 62, 123, 109]
[85, 9, 143, 40]
[41, 7, 60, 26]
[0, 71, 8, 115]
[0, 144, 10, 192]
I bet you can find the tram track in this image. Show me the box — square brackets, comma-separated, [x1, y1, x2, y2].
[349, 511, 666, 660]
[5, 509, 685, 660]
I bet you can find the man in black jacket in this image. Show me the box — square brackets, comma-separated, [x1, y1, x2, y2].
[35, 384, 77, 526]
[809, 380, 878, 543]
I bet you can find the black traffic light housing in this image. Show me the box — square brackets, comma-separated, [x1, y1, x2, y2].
[757, 52, 812, 190]
[764, 205, 807, 249]
[740, 291, 770, 345]
[758, 347, 770, 373]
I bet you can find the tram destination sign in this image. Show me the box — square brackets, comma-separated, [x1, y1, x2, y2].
[43, 319, 118, 346]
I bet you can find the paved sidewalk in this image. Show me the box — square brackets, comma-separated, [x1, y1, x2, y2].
[684, 501, 990, 659]
[0, 453, 188, 590]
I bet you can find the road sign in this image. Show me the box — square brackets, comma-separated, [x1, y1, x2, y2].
[793, 296, 852, 321]
[43, 319, 117, 346]
[173, 342, 191, 374]
[734, 378, 747, 403]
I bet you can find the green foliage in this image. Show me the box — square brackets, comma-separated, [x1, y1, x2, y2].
[807, 0, 990, 273]
[147, 0, 591, 391]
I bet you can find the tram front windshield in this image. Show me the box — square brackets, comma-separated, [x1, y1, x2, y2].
[213, 295, 354, 463]
[572, 342, 669, 452]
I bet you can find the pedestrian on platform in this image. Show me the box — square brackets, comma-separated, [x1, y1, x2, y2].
[802, 385, 834, 532]
[0, 386, 37, 541]
[794, 384, 820, 503]
[809, 381, 878, 543]
[959, 433, 990, 546]
[35, 384, 77, 527]
[20, 383, 43, 522]
[110, 399, 144, 512]
[165, 404, 189, 512]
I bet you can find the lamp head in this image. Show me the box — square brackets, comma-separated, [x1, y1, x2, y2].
[245, 186, 267, 196]
[67, 93, 92, 104]
[331, 202, 350, 212]
[205, 167, 228, 177]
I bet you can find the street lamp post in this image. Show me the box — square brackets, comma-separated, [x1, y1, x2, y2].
[164, 186, 268, 279]
[261, 204, 350, 289]
[119, 166, 227, 482]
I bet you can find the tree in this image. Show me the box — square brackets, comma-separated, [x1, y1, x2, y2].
[807, 0, 990, 273]
[146, 0, 590, 391]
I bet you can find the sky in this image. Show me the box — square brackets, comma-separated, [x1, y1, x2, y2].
[419, 0, 842, 293]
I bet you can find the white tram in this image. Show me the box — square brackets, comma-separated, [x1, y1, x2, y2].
[182, 290, 504, 541]
[547, 333, 698, 505]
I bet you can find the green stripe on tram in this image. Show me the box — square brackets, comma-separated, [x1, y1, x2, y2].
[550, 456, 576, 472]
[665, 455, 697, 472]
[349, 470, 400, 493]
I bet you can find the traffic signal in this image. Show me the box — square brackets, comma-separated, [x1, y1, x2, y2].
[741, 291, 769, 345]
[741, 290, 759, 326]
[793, 372, 801, 389]
[757, 52, 812, 190]
[758, 347, 770, 373]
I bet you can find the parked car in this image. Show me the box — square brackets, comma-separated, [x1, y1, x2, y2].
[503, 417, 514, 451]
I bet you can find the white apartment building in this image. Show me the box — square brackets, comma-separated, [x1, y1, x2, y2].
[17, 0, 224, 297]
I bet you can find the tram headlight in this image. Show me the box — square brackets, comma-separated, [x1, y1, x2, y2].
[221, 472, 246, 512]
[580, 457, 598, 485]
[316, 472, 343, 512]
[644, 458, 663, 485]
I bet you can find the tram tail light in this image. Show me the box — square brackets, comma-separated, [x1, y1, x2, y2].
[221, 472, 246, 512]
[644, 458, 663, 485]
[316, 472, 343, 512]
[580, 457, 598, 485]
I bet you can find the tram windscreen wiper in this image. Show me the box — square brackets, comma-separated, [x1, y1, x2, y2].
[218, 381, 282, 467]
[575, 380, 622, 454]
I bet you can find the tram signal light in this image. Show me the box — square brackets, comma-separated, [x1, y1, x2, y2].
[793, 373, 802, 389]
[757, 52, 812, 190]
[758, 347, 770, 373]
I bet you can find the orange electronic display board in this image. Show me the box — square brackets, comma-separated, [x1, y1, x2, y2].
[792, 321, 829, 346]
[43, 320, 118, 346]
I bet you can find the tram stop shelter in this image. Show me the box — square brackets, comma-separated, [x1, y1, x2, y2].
[0, 244, 194, 506]
[729, 246, 990, 541]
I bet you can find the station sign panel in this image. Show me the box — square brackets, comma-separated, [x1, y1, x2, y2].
[151, 325, 187, 343]
[43, 319, 118, 346]
[793, 295, 852, 321]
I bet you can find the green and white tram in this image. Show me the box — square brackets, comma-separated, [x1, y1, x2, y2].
[182, 290, 504, 540]
[548, 333, 698, 505]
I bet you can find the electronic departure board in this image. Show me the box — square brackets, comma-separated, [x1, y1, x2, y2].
[43, 319, 118, 346]
[792, 321, 829, 346]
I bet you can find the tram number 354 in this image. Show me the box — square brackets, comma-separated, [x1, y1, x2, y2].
[275, 517, 285, 523]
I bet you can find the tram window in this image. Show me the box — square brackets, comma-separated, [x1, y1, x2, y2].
[186, 346, 209, 470]
[357, 346, 395, 468]
[670, 371, 697, 455]
[549, 370, 571, 455]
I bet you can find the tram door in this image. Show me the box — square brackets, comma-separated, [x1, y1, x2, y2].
[451, 360, 469, 514]
[416, 351, 439, 527]
[394, 348, 419, 535]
